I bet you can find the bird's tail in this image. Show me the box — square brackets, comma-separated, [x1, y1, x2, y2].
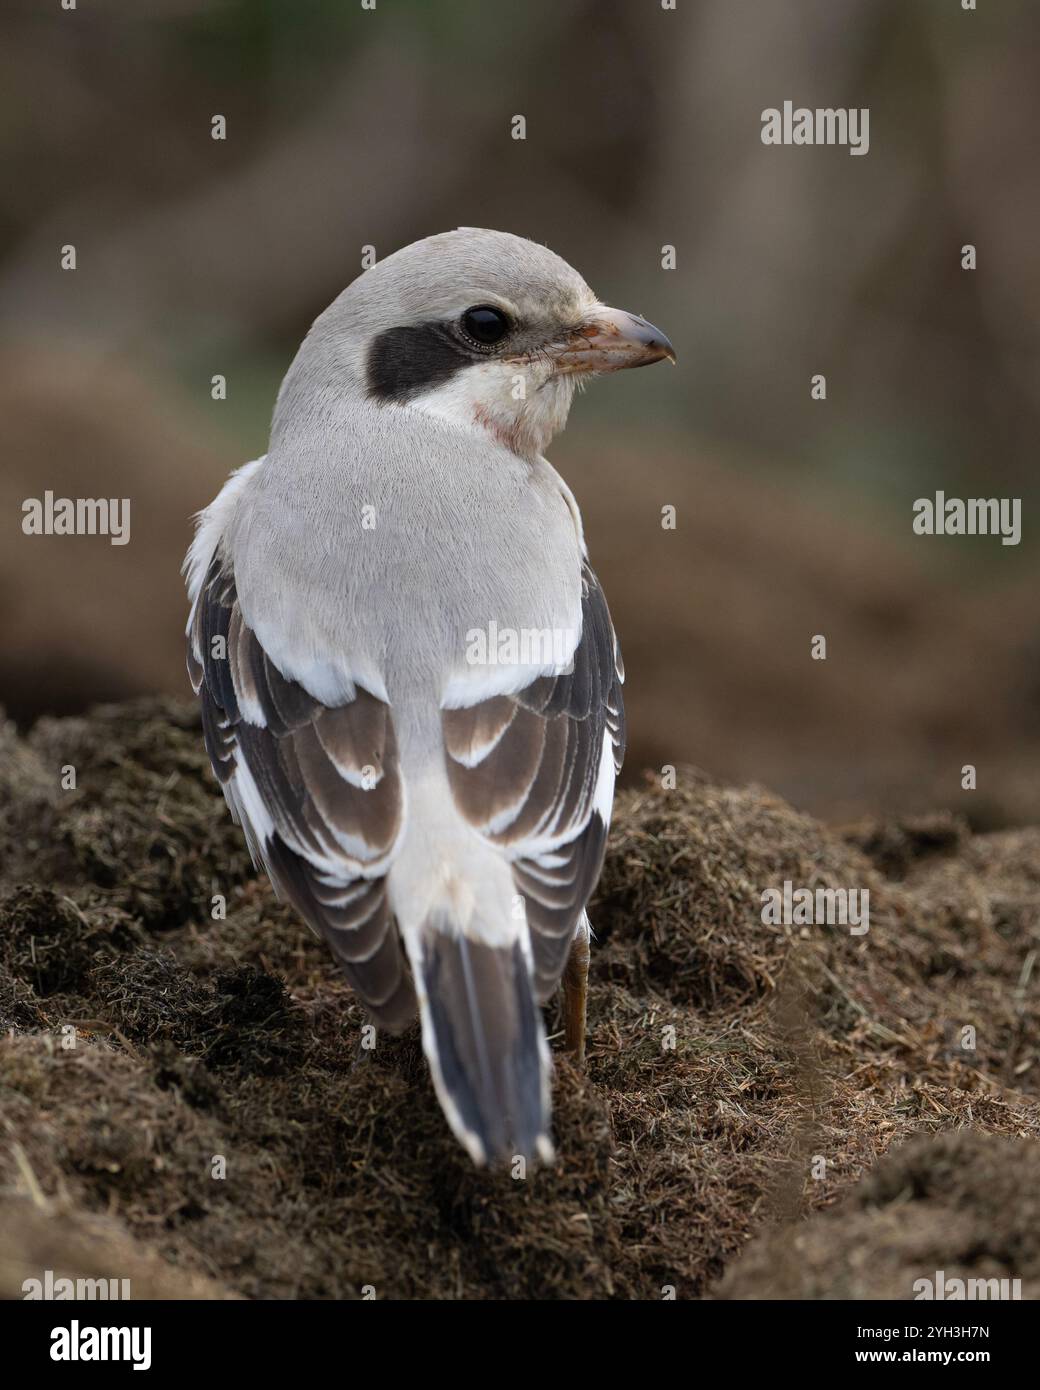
[410, 915, 553, 1167]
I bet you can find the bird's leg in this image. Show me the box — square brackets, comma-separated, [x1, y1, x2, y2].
[562, 917, 591, 1065]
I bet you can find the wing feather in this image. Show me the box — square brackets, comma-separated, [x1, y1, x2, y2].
[188, 552, 415, 1030]
[442, 561, 625, 1000]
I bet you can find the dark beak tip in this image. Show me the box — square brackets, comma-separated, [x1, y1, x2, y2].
[638, 320, 676, 366]
[650, 338, 677, 367]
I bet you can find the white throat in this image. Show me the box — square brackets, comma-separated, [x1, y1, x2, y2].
[408, 360, 579, 460]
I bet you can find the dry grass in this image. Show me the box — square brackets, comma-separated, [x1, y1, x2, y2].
[1, 699, 1038, 1299]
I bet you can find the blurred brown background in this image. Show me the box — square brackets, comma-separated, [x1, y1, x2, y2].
[2, 0, 1038, 827]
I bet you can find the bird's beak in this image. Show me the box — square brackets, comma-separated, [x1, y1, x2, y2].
[549, 306, 677, 374]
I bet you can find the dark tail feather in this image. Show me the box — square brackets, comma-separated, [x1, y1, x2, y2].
[418, 923, 551, 1166]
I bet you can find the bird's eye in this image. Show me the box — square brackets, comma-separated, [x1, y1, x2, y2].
[460, 305, 511, 347]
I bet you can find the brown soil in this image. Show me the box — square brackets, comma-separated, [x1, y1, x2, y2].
[1, 698, 1037, 1299]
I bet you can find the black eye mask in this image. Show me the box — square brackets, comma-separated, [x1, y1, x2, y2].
[366, 321, 480, 403]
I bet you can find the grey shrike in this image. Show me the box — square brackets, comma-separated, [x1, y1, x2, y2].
[185, 228, 675, 1165]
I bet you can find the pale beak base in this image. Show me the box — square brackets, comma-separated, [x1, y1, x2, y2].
[549, 306, 676, 374]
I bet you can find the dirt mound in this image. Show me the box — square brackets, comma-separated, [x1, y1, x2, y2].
[718, 1130, 1040, 1299]
[1, 699, 1038, 1299]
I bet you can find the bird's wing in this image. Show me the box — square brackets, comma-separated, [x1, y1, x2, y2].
[441, 560, 625, 1000]
[187, 550, 415, 1030]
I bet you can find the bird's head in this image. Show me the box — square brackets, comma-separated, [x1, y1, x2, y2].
[283, 228, 675, 460]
